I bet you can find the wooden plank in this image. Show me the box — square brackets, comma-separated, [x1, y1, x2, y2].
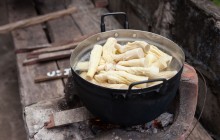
[45, 107, 94, 128]
[35, 0, 82, 83]
[7, 0, 64, 106]
[72, 8, 122, 34]
[93, 0, 109, 8]
[66, 0, 95, 10]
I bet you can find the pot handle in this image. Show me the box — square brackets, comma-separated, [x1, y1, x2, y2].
[101, 12, 129, 32]
[126, 78, 167, 97]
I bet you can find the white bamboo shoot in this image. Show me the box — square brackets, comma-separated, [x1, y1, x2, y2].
[113, 48, 144, 62]
[116, 41, 149, 53]
[102, 37, 117, 63]
[147, 45, 172, 63]
[87, 45, 103, 78]
[145, 53, 158, 66]
[80, 72, 99, 84]
[118, 58, 145, 67]
[151, 58, 168, 70]
[115, 65, 159, 77]
[101, 83, 128, 89]
[75, 61, 89, 71]
[107, 71, 148, 88]
[149, 70, 177, 79]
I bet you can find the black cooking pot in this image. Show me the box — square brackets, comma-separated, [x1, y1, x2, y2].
[70, 12, 185, 126]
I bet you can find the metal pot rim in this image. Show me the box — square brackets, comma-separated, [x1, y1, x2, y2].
[70, 29, 185, 93]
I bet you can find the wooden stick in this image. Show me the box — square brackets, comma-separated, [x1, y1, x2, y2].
[27, 41, 78, 58]
[15, 44, 51, 53]
[0, 7, 77, 34]
[27, 32, 97, 56]
[23, 50, 72, 66]
[45, 107, 94, 128]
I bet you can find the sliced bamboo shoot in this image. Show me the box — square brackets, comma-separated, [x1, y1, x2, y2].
[87, 45, 103, 78]
[75, 61, 89, 71]
[99, 57, 105, 65]
[97, 64, 105, 72]
[149, 70, 178, 79]
[113, 48, 144, 62]
[107, 71, 148, 88]
[94, 73, 108, 83]
[107, 74, 130, 85]
[151, 58, 168, 70]
[118, 58, 145, 67]
[145, 53, 158, 66]
[97, 63, 116, 72]
[100, 83, 128, 89]
[115, 65, 159, 77]
[116, 41, 149, 53]
[147, 45, 172, 63]
[105, 63, 116, 71]
[102, 37, 117, 63]
[80, 72, 99, 84]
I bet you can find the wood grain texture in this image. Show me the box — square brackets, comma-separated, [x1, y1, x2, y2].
[72, 8, 122, 34]
[45, 107, 94, 128]
[8, 0, 64, 106]
[35, 0, 82, 83]
[0, 6, 77, 34]
[23, 49, 72, 65]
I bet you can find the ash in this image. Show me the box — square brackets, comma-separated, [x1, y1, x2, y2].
[90, 112, 174, 135]
[129, 112, 174, 134]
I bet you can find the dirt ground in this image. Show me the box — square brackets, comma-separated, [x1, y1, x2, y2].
[0, 0, 27, 140]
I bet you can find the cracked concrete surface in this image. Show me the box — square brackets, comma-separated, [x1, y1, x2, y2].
[0, 0, 27, 139]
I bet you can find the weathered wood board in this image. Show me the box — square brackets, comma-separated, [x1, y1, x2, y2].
[7, 0, 64, 107]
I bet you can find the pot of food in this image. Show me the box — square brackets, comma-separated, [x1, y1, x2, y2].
[70, 12, 185, 126]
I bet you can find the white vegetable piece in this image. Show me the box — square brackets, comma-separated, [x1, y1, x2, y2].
[115, 65, 159, 77]
[97, 63, 116, 72]
[101, 83, 128, 89]
[80, 72, 99, 84]
[118, 58, 145, 67]
[116, 41, 149, 53]
[146, 45, 172, 64]
[99, 57, 106, 65]
[94, 72, 108, 83]
[107, 71, 148, 88]
[145, 53, 158, 66]
[102, 37, 117, 63]
[151, 58, 168, 70]
[87, 44, 103, 78]
[75, 61, 89, 71]
[113, 48, 145, 62]
[106, 74, 130, 85]
[149, 70, 178, 79]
